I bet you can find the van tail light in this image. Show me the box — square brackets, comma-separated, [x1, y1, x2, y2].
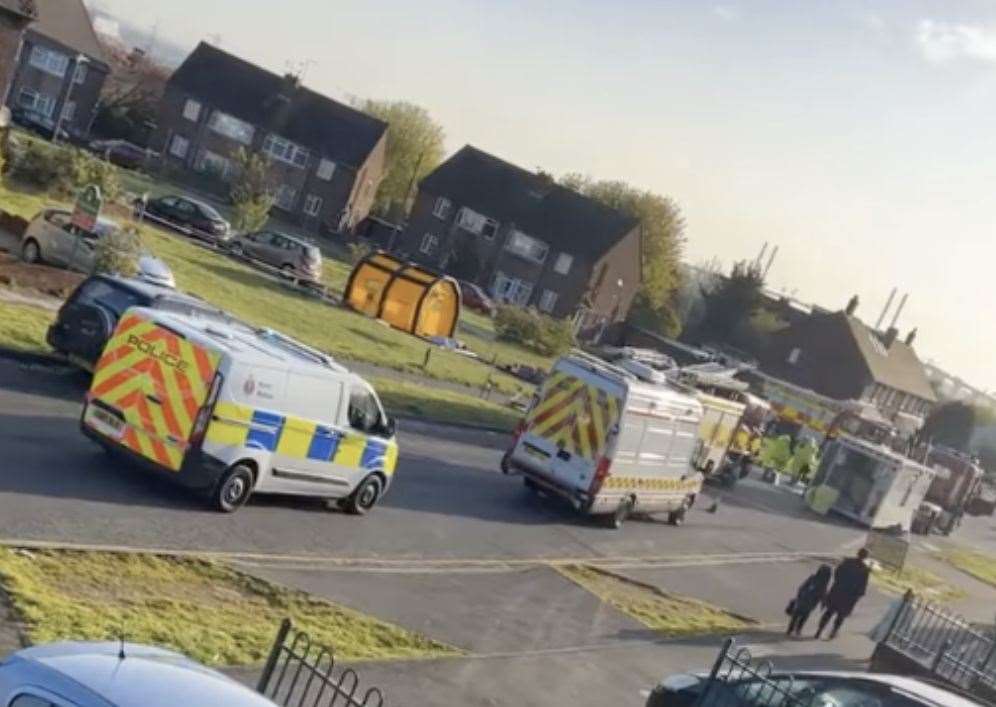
[190, 372, 223, 449]
[590, 456, 613, 495]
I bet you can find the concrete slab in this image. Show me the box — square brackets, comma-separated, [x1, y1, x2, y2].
[240, 564, 646, 655]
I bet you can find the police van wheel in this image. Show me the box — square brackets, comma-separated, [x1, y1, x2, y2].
[668, 507, 686, 526]
[345, 475, 382, 515]
[214, 464, 253, 513]
[607, 499, 633, 529]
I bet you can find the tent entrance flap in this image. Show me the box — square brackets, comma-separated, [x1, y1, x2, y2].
[344, 251, 461, 338]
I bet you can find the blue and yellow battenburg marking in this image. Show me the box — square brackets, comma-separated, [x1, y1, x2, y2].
[205, 402, 398, 474]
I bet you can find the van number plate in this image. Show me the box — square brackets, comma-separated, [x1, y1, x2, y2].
[86, 405, 125, 439]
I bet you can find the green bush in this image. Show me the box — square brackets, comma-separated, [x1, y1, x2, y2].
[68, 150, 121, 202]
[12, 141, 71, 188]
[494, 305, 575, 356]
[93, 225, 143, 278]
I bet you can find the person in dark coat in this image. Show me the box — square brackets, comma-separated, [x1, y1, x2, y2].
[787, 564, 832, 636]
[816, 548, 871, 639]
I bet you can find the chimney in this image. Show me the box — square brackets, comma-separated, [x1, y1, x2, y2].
[905, 328, 918, 347]
[883, 327, 898, 349]
[845, 295, 859, 316]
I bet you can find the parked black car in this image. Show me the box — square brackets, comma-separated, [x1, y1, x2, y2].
[48, 274, 229, 371]
[457, 280, 496, 316]
[90, 139, 157, 170]
[136, 194, 231, 243]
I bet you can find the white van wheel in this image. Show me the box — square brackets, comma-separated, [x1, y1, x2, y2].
[345, 475, 382, 515]
[607, 498, 633, 529]
[668, 507, 686, 526]
[214, 464, 254, 513]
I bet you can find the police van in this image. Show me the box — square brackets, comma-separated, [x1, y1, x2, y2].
[80, 307, 398, 513]
[502, 351, 704, 528]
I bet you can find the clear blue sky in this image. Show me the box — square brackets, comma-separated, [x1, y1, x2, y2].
[91, 0, 996, 391]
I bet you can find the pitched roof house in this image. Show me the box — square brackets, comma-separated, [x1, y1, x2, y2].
[5, 0, 107, 138]
[405, 145, 642, 325]
[156, 42, 388, 232]
[0, 1, 35, 105]
[759, 299, 936, 420]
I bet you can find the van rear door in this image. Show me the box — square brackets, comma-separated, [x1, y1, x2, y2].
[516, 363, 622, 490]
[84, 309, 221, 471]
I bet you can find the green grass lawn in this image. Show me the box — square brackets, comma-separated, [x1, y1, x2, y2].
[942, 550, 996, 589]
[0, 547, 457, 666]
[557, 564, 754, 636]
[374, 377, 521, 432]
[0, 300, 52, 353]
[870, 563, 966, 603]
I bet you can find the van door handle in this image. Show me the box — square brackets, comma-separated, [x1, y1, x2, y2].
[556, 450, 571, 461]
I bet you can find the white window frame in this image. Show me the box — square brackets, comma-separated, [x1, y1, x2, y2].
[274, 184, 298, 211]
[263, 133, 310, 168]
[493, 271, 534, 306]
[316, 158, 336, 180]
[420, 233, 439, 255]
[505, 229, 549, 264]
[182, 98, 201, 122]
[169, 134, 189, 159]
[195, 149, 232, 180]
[456, 207, 499, 240]
[73, 62, 87, 84]
[554, 252, 573, 275]
[208, 110, 255, 145]
[17, 88, 56, 118]
[539, 289, 558, 313]
[29, 45, 69, 78]
[433, 197, 452, 220]
[303, 194, 323, 217]
[61, 100, 76, 123]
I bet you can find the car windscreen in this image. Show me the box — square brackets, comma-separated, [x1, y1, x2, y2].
[194, 202, 223, 220]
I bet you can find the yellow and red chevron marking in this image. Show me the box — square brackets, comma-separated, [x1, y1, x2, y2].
[526, 373, 620, 460]
[89, 312, 220, 471]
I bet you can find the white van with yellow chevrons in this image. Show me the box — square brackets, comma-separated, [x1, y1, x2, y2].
[502, 351, 704, 529]
[80, 306, 398, 513]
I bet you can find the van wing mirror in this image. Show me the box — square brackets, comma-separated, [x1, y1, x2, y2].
[383, 416, 396, 437]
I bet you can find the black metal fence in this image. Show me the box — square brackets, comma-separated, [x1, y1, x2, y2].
[257, 619, 386, 707]
[879, 591, 996, 697]
[697, 638, 817, 707]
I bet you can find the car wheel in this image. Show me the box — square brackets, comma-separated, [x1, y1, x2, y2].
[21, 239, 41, 264]
[213, 463, 254, 513]
[344, 475, 382, 515]
[668, 507, 686, 526]
[606, 498, 633, 529]
[281, 263, 296, 278]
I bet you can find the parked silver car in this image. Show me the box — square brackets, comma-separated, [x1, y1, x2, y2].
[0, 641, 279, 706]
[229, 229, 323, 282]
[20, 209, 175, 288]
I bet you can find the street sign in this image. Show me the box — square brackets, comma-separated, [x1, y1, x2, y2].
[71, 184, 103, 232]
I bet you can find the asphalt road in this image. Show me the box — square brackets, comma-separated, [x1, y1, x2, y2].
[0, 357, 870, 562]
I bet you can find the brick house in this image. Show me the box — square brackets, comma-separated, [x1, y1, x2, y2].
[154, 42, 388, 232]
[758, 297, 937, 422]
[4, 0, 108, 138]
[404, 145, 642, 327]
[0, 1, 35, 106]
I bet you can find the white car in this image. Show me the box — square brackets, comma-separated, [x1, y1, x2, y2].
[20, 208, 175, 288]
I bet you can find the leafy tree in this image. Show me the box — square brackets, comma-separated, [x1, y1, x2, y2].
[693, 259, 765, 347]
[92, 40, 170, 145]
[229, 148, 275, 234]
[69, 149, 121, 202]
[361, 100, 445, 220]
[560, 174, 685, 335]
[94, 226, 143, 278]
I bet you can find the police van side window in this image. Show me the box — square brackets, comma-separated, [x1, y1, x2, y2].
[348, 387, 381, 433]
[10, 695, 59, 707]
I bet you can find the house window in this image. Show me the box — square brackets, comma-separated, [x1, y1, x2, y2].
[274, 184, 297, 211]
[263, 133, 310, 168]
[456, 207, 499, 239]
[62, 100, 76, 122]
[169, 135, 189, 159]
[787, 347, 801, 365]
[420, 233, 439, 255]
[182, 98, 201, 122]
[505, 229, 549, 263]
[73, 62, 87, 84]
[493, 271, 534, 307]
[539, 289, 558, 313]
[303, 194, 323, 217]
[29, 45, 69, 78]
[17, 89, 56, 118]
[554, 253, 573, 275]
[195, 150, 232, 180]
[433, 197, 452, 220]
[316, 158, 336, 180]
[208, 110, 255, 145]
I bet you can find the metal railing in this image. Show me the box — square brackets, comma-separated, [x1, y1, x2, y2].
[882, 592, 996, 694]
[697, 638, 817, 707]
[257, 619, 386, 707]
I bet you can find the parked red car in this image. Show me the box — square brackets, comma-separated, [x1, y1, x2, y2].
[458, 280, 496, 316]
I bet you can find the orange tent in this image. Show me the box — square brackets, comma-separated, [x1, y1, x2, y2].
[344, 251, 461, 338]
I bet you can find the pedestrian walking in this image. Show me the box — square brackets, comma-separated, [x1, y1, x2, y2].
[815, 548, 871, 639]
[786, 564, 832, 636]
